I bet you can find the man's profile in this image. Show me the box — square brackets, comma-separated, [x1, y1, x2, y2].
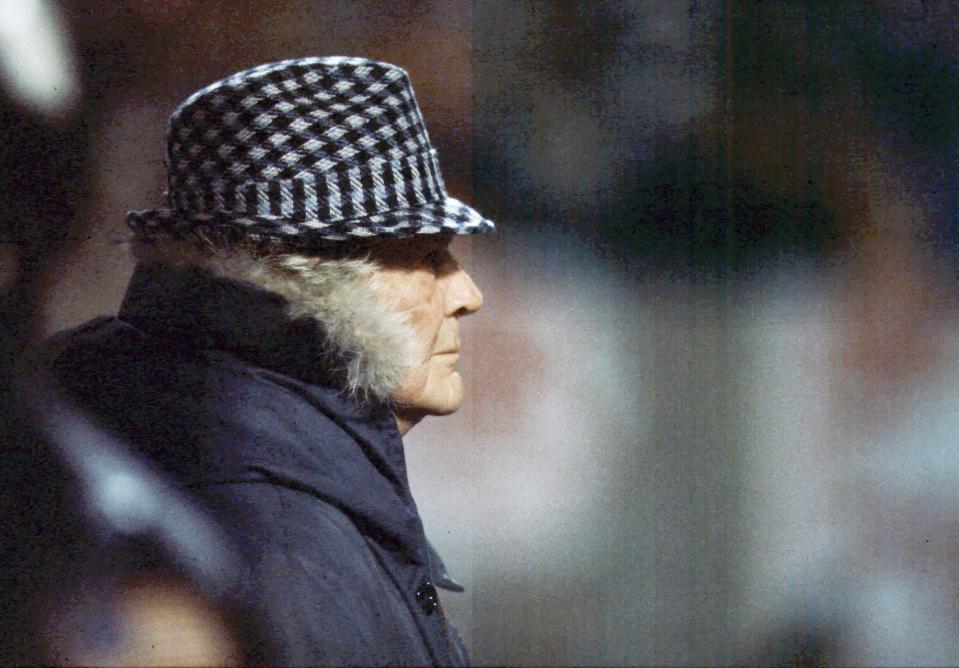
[46, 56, 493, 665]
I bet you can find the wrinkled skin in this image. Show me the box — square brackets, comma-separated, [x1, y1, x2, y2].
[367, 236, 483, 434]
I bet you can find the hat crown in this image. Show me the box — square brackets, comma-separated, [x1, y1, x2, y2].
[128, 56, 493, 246]
[166, 57, 433, 190]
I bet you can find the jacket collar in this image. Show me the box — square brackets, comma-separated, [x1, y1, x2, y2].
[126, 239, 416, 400]
[120, 261, 347, 388]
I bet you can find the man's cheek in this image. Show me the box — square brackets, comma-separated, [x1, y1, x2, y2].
[407, 308, 443, 348]
[393, 363, 432, 407]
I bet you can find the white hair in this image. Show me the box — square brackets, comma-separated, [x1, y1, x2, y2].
[131, 238, 418, 401]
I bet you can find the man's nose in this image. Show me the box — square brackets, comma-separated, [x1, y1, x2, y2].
[445, 267, 483, 316]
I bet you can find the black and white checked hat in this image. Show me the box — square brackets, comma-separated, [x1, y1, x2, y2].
[128, 56, 494, 248]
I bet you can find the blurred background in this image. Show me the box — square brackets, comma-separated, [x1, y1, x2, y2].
[5, 0, 959, 664]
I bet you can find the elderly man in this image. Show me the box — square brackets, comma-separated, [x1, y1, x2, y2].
[49, 57, 492, 665]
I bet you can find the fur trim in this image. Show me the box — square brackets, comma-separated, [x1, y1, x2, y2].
[131, 238, 417, 400]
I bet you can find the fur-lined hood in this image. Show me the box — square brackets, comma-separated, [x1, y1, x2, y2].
[127, 239, 417, 401]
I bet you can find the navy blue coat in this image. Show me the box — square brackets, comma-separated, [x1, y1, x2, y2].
[49, 263, 469, 666]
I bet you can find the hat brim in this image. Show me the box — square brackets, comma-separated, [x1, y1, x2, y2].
[128, 196, 495, 249]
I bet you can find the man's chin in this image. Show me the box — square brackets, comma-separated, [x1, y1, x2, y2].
[422, 374, 466, 416]
[393, 372, 466, 423]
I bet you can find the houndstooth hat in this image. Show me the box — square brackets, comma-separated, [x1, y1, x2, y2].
[128, 56, 495, 248]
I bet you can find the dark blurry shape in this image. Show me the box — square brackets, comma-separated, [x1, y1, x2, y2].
[1, 369, 249, 664]
[472, 0, 842, 273]
[858, 37, 959, 155]
[0, 1, 251, 663]
[473, 0, 959, 273]
[536, 3, 631, 90]
[15, 365, 242, 593]
[623, 140, 840, 272]
[741, 1, 959, 160]
[0, 78, 88, 343]
[725, 0, 959, 253]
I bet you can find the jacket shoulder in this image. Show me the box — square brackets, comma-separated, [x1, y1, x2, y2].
[46, 317, 355, 485]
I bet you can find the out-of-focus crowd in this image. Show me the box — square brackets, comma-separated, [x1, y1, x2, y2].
[4, 0, 959, 664]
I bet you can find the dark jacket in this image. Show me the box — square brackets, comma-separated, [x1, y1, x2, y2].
[49, 263, 469, 666]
